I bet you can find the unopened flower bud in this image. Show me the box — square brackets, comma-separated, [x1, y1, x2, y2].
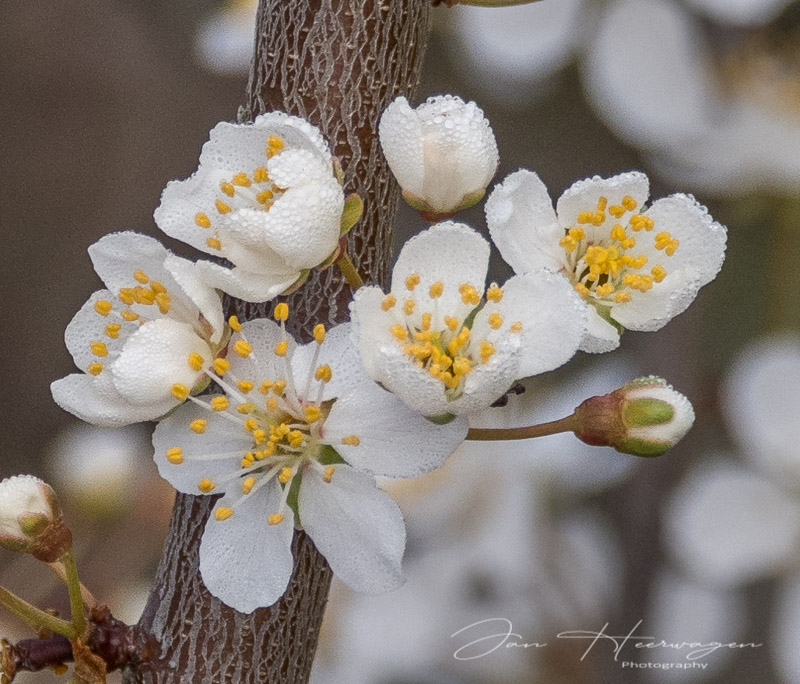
[0, 476, 71, 562]
[572, 377, 695, 456]
[379, 95, 499, 220]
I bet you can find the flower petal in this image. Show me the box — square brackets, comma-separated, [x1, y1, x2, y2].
[371, 346, 452, 417]
[323, 380, 468, 478]
[64, 290, 133, 372]
[298, 465, 406, 594]
[88, 232, 176, 295]
[199, 482, 296, 613]
[348, 286, 397, 380]
[580, 307, 621, 353]
[378, 97, 425, 197]
[193, 260, 299, 303]
[485, 169, 563, 275]
[163, 255, 224, 343]
[226, 318, 291, 384]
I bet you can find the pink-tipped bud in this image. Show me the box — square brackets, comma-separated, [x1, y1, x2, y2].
[573, 377, 695, 457]
[0, 475, 71, 562]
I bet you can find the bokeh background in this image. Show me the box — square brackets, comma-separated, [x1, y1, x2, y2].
[2, 0, 799, 681]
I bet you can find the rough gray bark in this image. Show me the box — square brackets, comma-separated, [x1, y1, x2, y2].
[129, 1, 431, 682]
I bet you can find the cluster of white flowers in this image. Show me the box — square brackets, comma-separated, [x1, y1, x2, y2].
[32, 93, 723, 612]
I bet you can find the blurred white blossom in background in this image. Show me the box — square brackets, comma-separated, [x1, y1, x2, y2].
[195, 0, 257, 76]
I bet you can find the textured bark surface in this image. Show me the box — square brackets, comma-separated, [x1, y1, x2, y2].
[129, 1, 431, 682]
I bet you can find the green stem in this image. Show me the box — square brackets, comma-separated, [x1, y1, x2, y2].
[466, 414, 577, 441]
[0, 585, 76, 639]
[336, 252, 365, 290]
[62, 551, 86, 637]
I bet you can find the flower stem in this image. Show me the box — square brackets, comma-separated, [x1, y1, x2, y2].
[61, 551, 86, 637]
[47, 561, 96, 608]
[466, 414, 577, 441]
[0, 585, 76, 638]
[336, 252, 364, 290]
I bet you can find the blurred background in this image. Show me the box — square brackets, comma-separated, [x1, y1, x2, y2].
[2, 0, 799, 681]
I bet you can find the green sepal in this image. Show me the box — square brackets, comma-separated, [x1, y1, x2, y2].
[454, 188, 486, 212]
[280, 269, 310, 295]
[615, 437, 670, 457]
[340, 194, 364, 235]
[18, 514, 49, 538]
[622, 398, 674, 427]
[318, 444, 346, 466]
[592, 303, 624, 335]
[427, 412, 457, 425]
[285, 471, 303, 522]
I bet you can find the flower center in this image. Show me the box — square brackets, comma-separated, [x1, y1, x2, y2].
[192, 135, 287, 253]
[560, 195, 677, 306]
[383, 276, 521, 399]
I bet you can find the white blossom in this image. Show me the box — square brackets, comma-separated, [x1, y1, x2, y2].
[379, 96, 498, 218]
[51, 232, 226, 427]
[153, 314, 467, 612]
[195, 0, 258, 76]
[486, 170, 726, 353]
[350, 221, 585, 418]
[155, 112, 346, 302]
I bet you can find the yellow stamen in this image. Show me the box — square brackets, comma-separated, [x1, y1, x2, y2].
[510, 321, 523, 333]
[206, 238, 222, 250]
[429, 281, 444, 298]
[443, 316, 459, 332]
[266, 135, 284, 158]
[232, 172, 251, 187]
[622, 195, 637, 211]
[274, 302, 289, 321]
[405, 273, 420, 291]
[166, 447, 183, 465]
[274, 340, 289, 357]
[190, 419, 207, 434]
[488, 312, 503, 329]
[228, 315, 242, 332]
[237, 380, 254, 394]
[94, 299, 113, 316]
[90, 342, 108, 357]
[215, 199, 231, 214]
[390, 324, 408, 341]
[651, 265, 667, 283]
[133, 269, 149, 284]
[188, 352, 205, 372]
[614, 292, 632, 303]
[171, 383, 190, 401]
[403, 298, 415, 315]
[313, 324, 326, 344]
[234, 340, 253, 358]
[268, 513, 284, 525]
[237, 402, 255, 415]
[105, 323, 122, 339]
[118, 288, 135, 305]
[278, 467, 293, 484]
[480, 341, 495, 363]
[259, 380, 272, 394]
[155, 292, 171, 314]
[323, 466, 335, 483]
[272, 380, 287, 395]
[381, 295, 396, 311]
[219, 181, 235, 198]
[241, 477, 256, 495]
[195, 212, 212, 228]
[486, 284, 503, 302]
[315, 364, 332, 383]
[305, 406, 322, 422]
[215, 507, 233, 521]
[213, 358, 231, 376]
[341, 435, 360, 446]
[198, 478, 216, 493]
[244, 418, 258, 432]
[87, 362, 104, 376]
[121, 309, 139, 322]
[253, 166, 269, 183]
[210, 396, 229, 412]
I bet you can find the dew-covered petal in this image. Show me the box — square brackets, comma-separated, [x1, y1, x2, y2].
[299, 465, 406, 594]
[110, 319, 212, 405]
[323, 380, 468, 478]
[199, 482, 296, 613]
[378, 97, 426, 197]
[51, 373, 177, 428]
[371, 347, 453, 417]
[152, 399, 252, 495]
[267, 148, 333, 188]
[193, 260, 299, 303]
[89, 232, 179, 297]
[390, 222, 489, 314]
[450, 336, 522, 414]
[348, 286, 397, 380]
[163, 255, 224, 343]
[64, 290, 134, 372]
[580, 308, 621, 353]
[485, 169, 563, 275]
[226, 318, 290, 385]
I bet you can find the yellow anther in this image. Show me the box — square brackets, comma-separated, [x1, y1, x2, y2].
[577, 211, 595, 224]
[206, 238, 222, 250]
[241, 477, 256, 495]
[94, 299, 113, 316]
[134, 287, 155, 305]
[215, 507, 234, 521]
[268, 513, 284, 525]
[241, 457, 252, 468]
[195, 212, 212, 228]
[597, 196, 608, 212]
[288, 430, 304, 447]
[654, 232, 672, 250]
[315, 364, 332, 383]
[121, 309, 139, 322]
[414, 312, 429, 331]
[90, 341, 108, 357]
[609, 205, 626, 218]
[171, 383, 190, 401]
[305, 405, 322, 422]
[190, 419, 208, 434]
[266, 135, 284, 158]
[253, 166, 269, 183]
[213, 358, 231, 376]
[480, 341, 495, 362]
[611, 224, 627, 242]
[381, 294, 396, 311]
[560, 236, 578, 252]
[459, 284, 480, 306]
[592, 211, 606, 226]
[441, 371, 458, 389]
[274, 340, 289, 357]
[390, 324, 408, 341]
[403, 298, 415, 315]
[452, 356, 472, 377]
[215, 199, 231, 214]
[429, 281, 444, 299]
[574, 282, 590, 298]
[447, 328, 470, 356]
[510, 321, 523, 333]
[219, 181, 235, 197]
[620, 238, 636, 249]
[228, 315, 242, 332]
[234, 340, 253, 358]
[274, 302, 289, 321]
[665, 240, 679, 257]
[237, 402, 256, 415]
[232, 172, 251, 187]
[166, 447, 183, 465]
[278, 467, 293, 484]
[596, 283, 615, 297]
[118, 288, 135, 305]
[323, 466, 335, 483]
[87, 362, 104, 376]
[405, 273, 420, 291]
[488, 312, 503, 329]
[237, 380, 254, 394]
[443, 316, 459, 332]
[155, 292, 171, 315]
[256, 189, 274, 205]
[272, 380, 287, 395]
[313, 323, 326, 344]
[184, 352, 204, 372]
[259, 379, 272, 394]
[198, 478, 216, 493]
[253, 429, 267, 444]
[651, 265, 667, 283]
[133, 269, 149, 284]
[341, 435, 360, 446]
[105, 323, 122, 339]
[614, 292, 632, 303]
[210, 396, 229, 412]
[244, 418, 258, 432]
[621, 195, 637, 211]
[486, 284, 503, 303]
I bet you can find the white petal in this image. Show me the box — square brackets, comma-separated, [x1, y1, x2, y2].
[64, 290, 133, 372]
[152, 399, 252, 495]
[450, 336, 522, 413]
[193, 260, 299, 303]
[110, 319, 211, 405]
[298, 465, 406, 594]
[88, 232, 174, 296]
[664, 459, 800, 587]
[199, 482, 295, 613]
[215, 209, 296, 273]
[226, 318, 290, 385]
[579, 308, 621, 353]
[267, 148, 333, 188]
[371, 346, 453, 417]
[163, 255, 224, 343]
[480, 271, 585, 378]
[391, 222, 489, 315]
[485, 170, 563, 275]
[51, 373, 178, 427]
[379, 97, 425, 197]
[556, 171, 649, 233]
[773, 572, 800, 684]
[323, 380, 468, 478]
[348, 286, 397, 380]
